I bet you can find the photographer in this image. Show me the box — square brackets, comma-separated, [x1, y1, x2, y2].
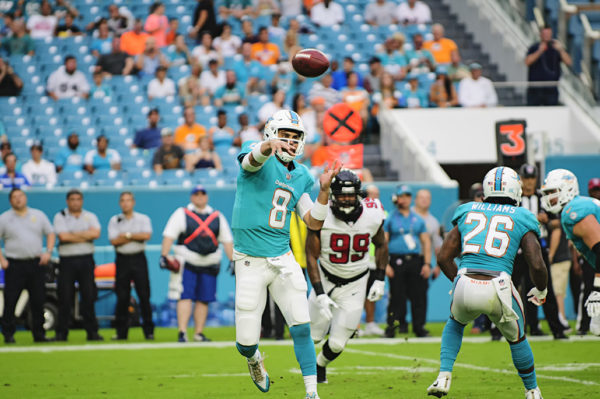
[0, 57, 23, 97]
[525, 26, 572, 106]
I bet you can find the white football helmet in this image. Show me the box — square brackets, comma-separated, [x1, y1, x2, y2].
[540, 168, 579, 214]
[263, 110, 306, 163]
[482, 166, 523, 205]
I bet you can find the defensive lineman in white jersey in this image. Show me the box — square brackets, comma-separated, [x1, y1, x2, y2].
[305, 170, 389, 384]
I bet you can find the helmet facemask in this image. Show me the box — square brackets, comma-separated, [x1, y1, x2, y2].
[329, 169, 363, 222]
[540, 169, 579, 214]
[272, 130, 304, 163]
[263, 110, 307, 163]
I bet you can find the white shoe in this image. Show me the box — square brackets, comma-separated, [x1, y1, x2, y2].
[525, 387, 543, 399]
[305, 393, 320, 399]
[356, 329, 366, 337]
[247, 354, 270, 392]
[365, 322, 385, 336]
[427, 371, 451, 397]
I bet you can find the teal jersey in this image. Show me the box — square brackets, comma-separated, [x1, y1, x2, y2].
[232, 141, 315, 257]
[561, 196, 600, 269]
[452, 201, 540, 275]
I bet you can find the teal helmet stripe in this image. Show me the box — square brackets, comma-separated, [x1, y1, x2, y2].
[495, 167, 504, 191]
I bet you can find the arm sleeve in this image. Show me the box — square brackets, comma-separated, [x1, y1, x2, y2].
[295, 192, 313, 220]
[41, 213, 53, 236]
[89, 212, 101, 230]
[217, 213, 233, 243]
[84, 150, 94, 166]
[520, 208, 541, 237]
[46, 71, 58, 93]
[162, 208, 185, 239]
[142, 214, 153, 234]
[53, 213, 67, 234]
[383, 216, 391, 233]
[78, 73, 90, 94]
[237, 140, 259, 164]
[110, 149, 122, 164]
[107, 216, 119, 240]
[451, 203, 468, 226]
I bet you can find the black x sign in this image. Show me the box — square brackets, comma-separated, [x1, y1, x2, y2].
[327, 109, 356, 136]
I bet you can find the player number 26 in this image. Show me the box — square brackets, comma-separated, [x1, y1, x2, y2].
[462, 212, 514, 257]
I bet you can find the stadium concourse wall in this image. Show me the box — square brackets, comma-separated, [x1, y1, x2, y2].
[0, 182, 462, 326]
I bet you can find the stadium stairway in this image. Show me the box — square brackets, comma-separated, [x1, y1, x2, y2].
[362, 144, 398, 181]
[427, 0, 525, 106]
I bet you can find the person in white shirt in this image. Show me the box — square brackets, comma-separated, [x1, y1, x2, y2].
[199, 59, 226, 97]
[27, 1, 58, 39]
[458, 62, 498, 108]
[47, 55, 90, 100]
[365, 0, 398, 26]
[280, 0, 302, 18]
[395, 0, 432, 25]
[147, 65, 175, 100]
[212, 23, 242, 58]
[21, 142, 57, 186]
[310, 0, 345, 27]
[257, 89, 286, 128]
[192, 32, 222, 69]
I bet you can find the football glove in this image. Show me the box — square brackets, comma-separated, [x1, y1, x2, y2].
[316, 294, 338, 321]
[527, 287, 547, 306]
[585, 291, 600, 318]
[367, 280, 385, 302]
[159, 255, 180, 273]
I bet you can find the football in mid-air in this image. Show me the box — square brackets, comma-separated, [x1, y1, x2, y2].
[292, 49, 330, 78]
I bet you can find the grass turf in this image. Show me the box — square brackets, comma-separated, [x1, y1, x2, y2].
[0, 323, 597, 398]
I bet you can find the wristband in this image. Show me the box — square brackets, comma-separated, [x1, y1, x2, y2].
[310, 201, 328, 221]
[312, 281, 325, 296]
[594, 275, 600, 290]
[251, 142, 269, 163]
[373, 268, 385, 281]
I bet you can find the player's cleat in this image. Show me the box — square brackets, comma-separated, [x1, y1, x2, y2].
[177, 332, 188, 343]
[317, 365, 328, 384]
[525, 387, 543, 399]
[427, 371, 452, 397]
[247, 355, 270, 392]
[365, 322, 385, 336]
[193, 332, 211, 342]
[305, 392, 320, 399]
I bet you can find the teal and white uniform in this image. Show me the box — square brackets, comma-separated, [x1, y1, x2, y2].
[561, 195, 600, 270]
[232, 140, 315, 258]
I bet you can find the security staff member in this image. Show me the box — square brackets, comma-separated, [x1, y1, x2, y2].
[384, 185, 431, 338]
[160, 185, 233, 342]
[53, 189, 103, 341]
[513, 164, 566, 339]
[108, 192, 154, 340]
[0, 189, 55, 343]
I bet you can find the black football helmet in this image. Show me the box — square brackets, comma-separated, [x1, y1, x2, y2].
[330, 169, 363, 222]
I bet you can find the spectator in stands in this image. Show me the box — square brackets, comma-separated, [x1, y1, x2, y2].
[214, 70, 247, 107]
[282, 28, 301, 59]
[254, 0, 279, 16]
[219, 0, 254, 21]
[84, 135, 121, 174]
[292, 93, 319, 147]
[208, 109, 235, 140]
[153, 128, 184, 174]
[342, 71, 370, 125]
[190, 0, 219, 42]
[53, 0, 80, 19]
[280, 0, 302, 17]
[135, 37, 169, 77]
[89, 70, 112, 98]
[120, 19, 150, 56]
[309, 73, 341, 109]
[240, 18, 258, 44]
[147, 65, 175, 100]
[166, 34, 193, 67]
[56, 132, 86, 173]
[27, 1, 57, 39]
[233, 42, 265, 94]
[447, 58, 470, 83]
[185, 136, 222, 172]
[178, 64, 209, 107]
[0, 57, 23, 97]
[95, 37, 135, 77]
[192, 32, 222, 69]
[364, 56, 383, 94]
[1, 19, 34, 56]
[458, 62, 498, 108]
[234, 113, 260, 146]
[213, 22, 241, 58]
[165, 18, 178, 46]
[395, 0, 431, 25]
[365, 0, 397, 26]
[258, 89, 286, 127]
[372, 71, 404, 116]
[174, 106, 207, 152]
[379, 35, 408, 81]
[406, 33, 436, 74]
[310, 0, 345, 27]
[424, 23, 460, 65]
[525, 25, 572, 106]
[332, 57, 363, 90]
[47, 55, 90, 100]
[0, 141, 13, 174]
[0, 12, 14, 38]
[90, 18, 113, 57]
[251, 26, 280, 66]
[21, 141, 56, 186]
[271, 59, 298, 98]
[54, 11, 81, 37]
[144, 2, 168, 48]
[107, 4, 130, 36]
[268, 13, 285, 42]
[199, 58, 225, 98]
[429, 66, 458, 108]
[403, 74, 429, 108]
[133, 108, 162, 150]
[0, 153, 29, 188]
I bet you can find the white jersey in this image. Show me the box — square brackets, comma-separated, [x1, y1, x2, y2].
[319, 198, 386, 279]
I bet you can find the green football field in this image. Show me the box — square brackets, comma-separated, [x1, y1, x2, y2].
[1, 324, 598, 399]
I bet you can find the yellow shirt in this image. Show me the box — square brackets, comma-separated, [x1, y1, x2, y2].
[174, 123, 207, 151]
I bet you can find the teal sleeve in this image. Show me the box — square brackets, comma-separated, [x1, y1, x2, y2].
[451, 203, 468, 226]
[237, 140, 259, 164]
[519, 208, 541, 237]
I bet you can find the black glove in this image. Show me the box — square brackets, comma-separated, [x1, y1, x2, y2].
[159, 255, 168, 270]
[228, 260, 235, 276]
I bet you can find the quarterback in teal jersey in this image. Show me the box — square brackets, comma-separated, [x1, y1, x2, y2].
[232, 110, 341, 399]
[427, 167, 548, 399]
[540, 169, 600, 319]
